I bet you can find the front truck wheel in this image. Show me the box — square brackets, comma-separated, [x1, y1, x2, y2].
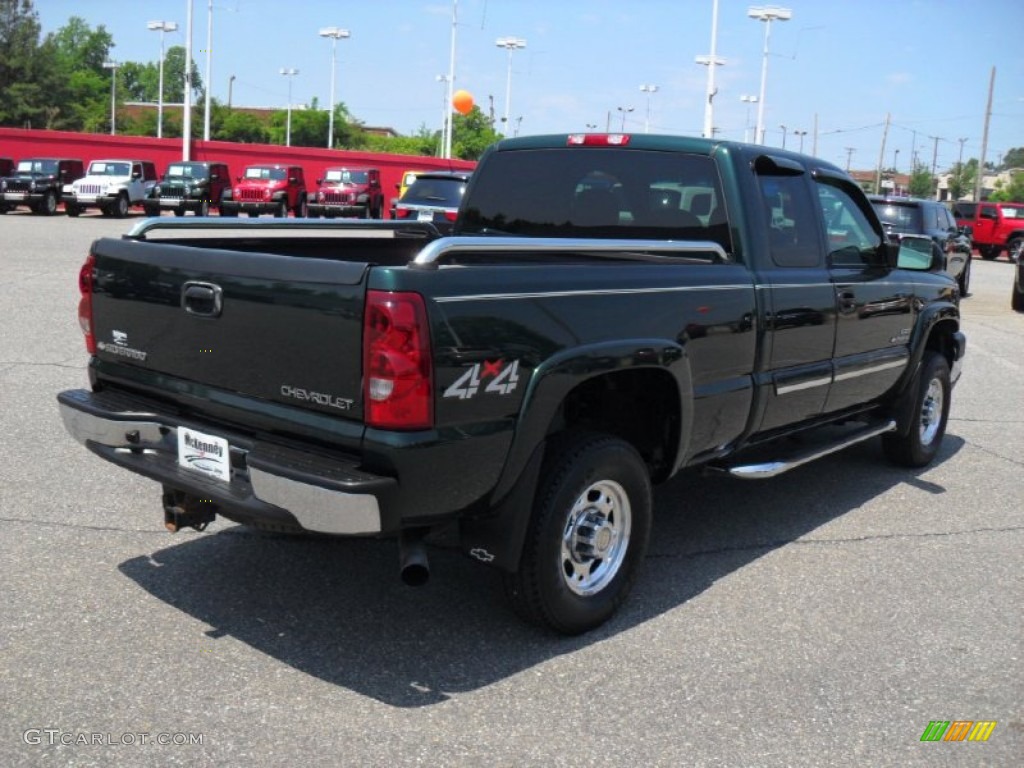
[883, 351, 951, 468]
[503, 433, 652, 635]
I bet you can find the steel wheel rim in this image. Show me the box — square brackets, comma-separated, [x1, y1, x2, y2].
[560, 479, 631, 596]
[919, 377, 944, 445]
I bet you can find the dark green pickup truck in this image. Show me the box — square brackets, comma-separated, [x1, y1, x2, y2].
[58, 133, 965, 634]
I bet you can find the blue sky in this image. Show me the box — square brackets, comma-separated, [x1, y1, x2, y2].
[35, 1, 1024, 172]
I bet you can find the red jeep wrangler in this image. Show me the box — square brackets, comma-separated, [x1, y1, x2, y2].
[308, 167, 383, 219]
[220, 164, 308, 218]
[956, 201, 1024, 261]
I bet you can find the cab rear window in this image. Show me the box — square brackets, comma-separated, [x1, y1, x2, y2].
[459, 148, 731, 255]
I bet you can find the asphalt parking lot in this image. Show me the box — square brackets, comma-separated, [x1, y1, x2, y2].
[1, 211, 1021, 767]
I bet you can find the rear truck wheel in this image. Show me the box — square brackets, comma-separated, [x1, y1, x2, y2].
[883, 351, 951, 468]
[1012, 268, 1024, 312]
[247, 210, 259, 218]
[1007, 236, 1023, 263]
[295, 196, 307, 218]
[979, 245, 997, 260]
[503, 433, 652, 635]
[113, 193, 129, 219]
[173, 206, 185, 217]
[65, 203, 81, 217]
[197, 199, 210, 217]
[41, 190, 58, 215]
[958, 254, 971, 297]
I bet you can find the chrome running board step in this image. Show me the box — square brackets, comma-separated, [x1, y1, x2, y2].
[715, 419, 897, 480]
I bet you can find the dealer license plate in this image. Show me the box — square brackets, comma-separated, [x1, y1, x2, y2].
[177, 427, 231, 483]
[417, 210, 435, 222]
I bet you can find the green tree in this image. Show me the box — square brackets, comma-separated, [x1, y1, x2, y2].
[160, 45, 202, 104]
[120, 60, 158, 102]
[38, 15, 115, 131]
[450, 106, 501, 160]
[216, 108, 270, 144]
[1002, 147, 1024, 170]
[0, 0, 51, 127]
[908, 161, 935, 198]
[989, 172, 1024, 203]
[947, 158, 978, 201]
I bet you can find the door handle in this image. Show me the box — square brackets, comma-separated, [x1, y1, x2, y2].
[837, 289, 857, 314]
[181, 281, 223, 317]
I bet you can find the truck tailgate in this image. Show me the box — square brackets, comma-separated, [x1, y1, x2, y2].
[90, 237, 367, 421]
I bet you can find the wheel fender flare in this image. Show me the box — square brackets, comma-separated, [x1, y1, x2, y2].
[464, 339, 693, 572]
[891, 305, 962, 436]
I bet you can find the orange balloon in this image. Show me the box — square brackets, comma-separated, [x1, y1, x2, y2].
[452, 89, 474, 115]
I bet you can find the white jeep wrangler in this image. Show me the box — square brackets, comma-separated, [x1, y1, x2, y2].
[63, 159, 158, 218]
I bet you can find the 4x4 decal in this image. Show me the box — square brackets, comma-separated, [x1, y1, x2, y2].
[443, 360, 520, 400]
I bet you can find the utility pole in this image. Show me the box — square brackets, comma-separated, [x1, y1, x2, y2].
[875, 112, 891, 195]
[844, 147, 855, 172]
[975, 66, 995, 203]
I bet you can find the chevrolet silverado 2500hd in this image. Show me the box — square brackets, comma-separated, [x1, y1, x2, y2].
[58, 133, 965, 634]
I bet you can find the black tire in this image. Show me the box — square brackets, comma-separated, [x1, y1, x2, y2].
[247, 211, 259, 218]
[65, 203, 81, 217]
[1012, 268, 1024, 312]
[294, 196, 307, 218]
[197, 199, 210, 217]
[1007, 236, 1023, 263]
[958, 254, 971, 297]
[883, 351, 951, 468]
[273, 199, 287, 218]
[219, 206, 236, 218]
[979, 245, 997, 260]
[503, 432, 652, 635]
[113, 193, 129, 219]
[173, 207, 185, 217]
[40, 190, 58, 216]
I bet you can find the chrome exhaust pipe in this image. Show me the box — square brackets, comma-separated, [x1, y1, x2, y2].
[399, 530, 430, 586]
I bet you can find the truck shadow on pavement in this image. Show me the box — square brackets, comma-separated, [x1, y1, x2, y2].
[118, 435, 964, 708]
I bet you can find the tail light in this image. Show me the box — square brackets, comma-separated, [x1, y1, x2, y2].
[444, 210, 457, 222]
[395, 208, 412, 219]
[78, 253, 96, 353]
[363, 290, 433, 430]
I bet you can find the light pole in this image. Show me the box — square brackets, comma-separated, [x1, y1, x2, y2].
[495, 36, 526, 133]
[319, 26, 351, 149]
[102, 60, 120, 135]
[639, 84, 658, 133]
[748, 6, 792, 145]
[696, 0, 725, 139]
[435, 75, 450, 157]
[793, 129, 807, 153]
[616, 106, 634, 132]
[146, 21, 178, 139]
[279, 67, 299, 146]
[740, 95, 758, 142]
[779, 124, 787, 149]
[203, 0, 212, 141]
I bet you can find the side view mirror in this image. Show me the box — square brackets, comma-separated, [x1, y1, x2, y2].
[316, 178, 323, 185]
[896, 235, 942, 271]
[959, 224, 973, 238]
[289, 177, 298, 184]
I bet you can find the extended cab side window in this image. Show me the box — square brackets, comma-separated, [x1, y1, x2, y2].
[814, 178, 881, 267]
[757, 175, 821, 268]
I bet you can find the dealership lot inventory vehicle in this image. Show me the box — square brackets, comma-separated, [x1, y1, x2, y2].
[308, 167, 384, 219]
[63, 159, 157, 218]
[220, 164, 307, 218]
[869, 195, 972, 295]
[392, 170, 470, 233]
[144, 161, 231, 217]
[58, 133, 964, 634]
[1, 157, 84, 215]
